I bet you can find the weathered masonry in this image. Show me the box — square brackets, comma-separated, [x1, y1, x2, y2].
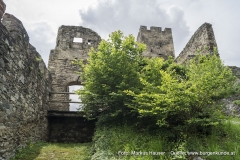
[176, 23, 218, 64]
[137, 26, 175, 59]
[0, 8, 52, 160]
[0, 0, 5, 20]
[48, 26, 101, 111]
[48, 111, 96, 143]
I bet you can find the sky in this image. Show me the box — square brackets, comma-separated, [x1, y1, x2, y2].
[4, 0, 240, 110]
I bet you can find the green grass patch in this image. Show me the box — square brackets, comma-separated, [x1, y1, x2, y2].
[233, 100, 240, 105]
[91, 118, 240, 160]
[92, 125, 176, 160]
[11, 118, 240, 160]
[11, 142, 92, 160]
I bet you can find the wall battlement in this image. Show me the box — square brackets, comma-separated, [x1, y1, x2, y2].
[139, 25, 172, 34]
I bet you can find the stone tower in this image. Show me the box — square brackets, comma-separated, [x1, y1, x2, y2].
[137, 26, 175, 59]
[48, 26, 101, 111]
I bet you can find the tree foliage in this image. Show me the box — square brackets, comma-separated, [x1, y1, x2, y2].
[74, 30, 236, 134]
[126, 50, 236, 133]
[73, 31, 146, 121]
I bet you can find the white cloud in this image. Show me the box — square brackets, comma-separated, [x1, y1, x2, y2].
[3, 0, 240, 67]
[79, 0, 190, 56]
[4, 0, 97, 65]
[25, 21, 56, 66]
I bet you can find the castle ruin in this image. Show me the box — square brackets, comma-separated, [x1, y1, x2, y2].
[176, 22, 218, 64]
[1, 0, 240, 159]
[48, 26, 101, 111]
[137, 26, 175, 59]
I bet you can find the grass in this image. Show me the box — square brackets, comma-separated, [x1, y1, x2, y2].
[91, 125, 177, 160]
[11, 142, 92, 160]
[233, 100, 240, 106]
[91, 117, 240, 160]
[12, 117, 240, 160]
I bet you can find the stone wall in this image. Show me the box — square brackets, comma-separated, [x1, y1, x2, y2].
[48, 26, 101, 111]
[229, 66, 240, 79]
[137, 26, 175, 59]
[176, 23, 218, 64]
[222, 94, 240, 117]
[221, 66, 240, 117]
[48, 111, 96, 143]
[0, 0, 5, 20]
[0, 13, 52, 160]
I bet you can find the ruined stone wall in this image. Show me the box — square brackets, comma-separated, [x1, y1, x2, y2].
[137, 26, 175, 59]
[0, 13, 52, 160]
[176, 23, 218, 64]
[0, 0, 6, 20]
[48, 111, 96, 143]
[222, 66, 240, 117]
[48, 26, 101, 111]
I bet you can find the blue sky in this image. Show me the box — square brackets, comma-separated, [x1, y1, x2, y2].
[4, 0, 240, 110]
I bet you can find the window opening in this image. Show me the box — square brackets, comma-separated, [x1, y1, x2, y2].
[68, 85, 84, 111]
[88, 40, 92, 45]
[73, 37, 83, 43]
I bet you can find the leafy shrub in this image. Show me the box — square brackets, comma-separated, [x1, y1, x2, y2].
[126, 51, 236, 134]
[233, 100, 240, 105]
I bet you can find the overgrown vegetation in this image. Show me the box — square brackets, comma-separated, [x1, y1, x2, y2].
[91, 118, 240, 160]
[11, 142, 92, 160]
[71, 30, 239, 159]
[233, 100, 240, 105]
[74, 31, 235, 129]
[12, 119, 240, 160]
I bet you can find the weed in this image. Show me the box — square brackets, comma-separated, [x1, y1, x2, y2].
[35, 57, 42, 62]
[233, 100, 240, 105]
[11, 142, 92, 160]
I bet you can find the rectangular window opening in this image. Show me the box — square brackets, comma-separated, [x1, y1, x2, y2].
[73, 37, 83, 43]
[68, 85, 84, 111]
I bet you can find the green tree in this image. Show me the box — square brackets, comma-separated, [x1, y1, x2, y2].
[125, 50, 236, 134]
[73, 31, 146, 122]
